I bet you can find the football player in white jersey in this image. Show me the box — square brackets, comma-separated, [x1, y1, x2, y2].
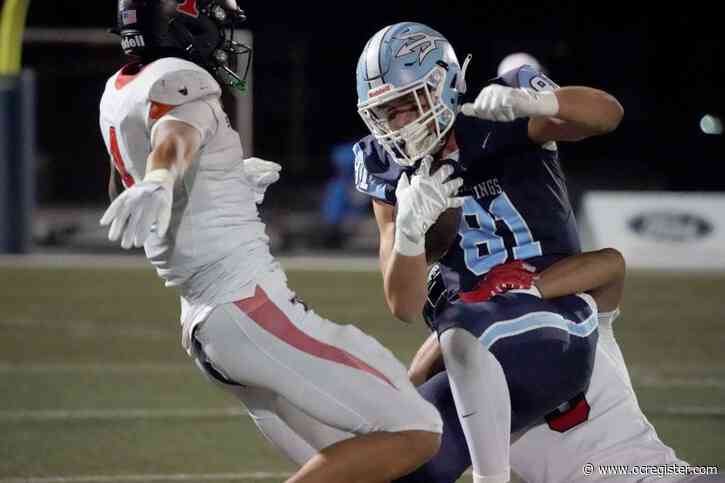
[98, 2, 443, 482]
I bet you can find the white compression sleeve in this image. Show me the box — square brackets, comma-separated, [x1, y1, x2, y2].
[440, 328, 511, 483]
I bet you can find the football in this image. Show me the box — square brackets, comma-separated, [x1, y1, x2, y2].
[394, 158, 462, 263]
[425, 205, 461, 263]
[425, 158, 462, 263]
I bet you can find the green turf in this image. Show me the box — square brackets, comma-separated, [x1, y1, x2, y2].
[0, 267, 723, 482]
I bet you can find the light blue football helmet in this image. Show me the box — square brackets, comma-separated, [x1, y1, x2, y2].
[356, 22, 471, 166]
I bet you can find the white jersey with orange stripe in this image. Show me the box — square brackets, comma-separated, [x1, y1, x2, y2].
[99, 57, 278, 351]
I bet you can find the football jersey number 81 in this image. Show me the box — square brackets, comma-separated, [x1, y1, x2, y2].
[459, 194, 542, 275]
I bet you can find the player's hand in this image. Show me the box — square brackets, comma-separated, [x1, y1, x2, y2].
[243, 157, 282, 204]
[459, 261, 537, 303]
[460, 84, 559, 122]
[394, 156, 464, 256]
[100, 169, 175, 249]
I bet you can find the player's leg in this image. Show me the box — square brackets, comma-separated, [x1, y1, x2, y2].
[194, 349, 361, 466]
[192, 338, 329, 465]
[440, 327, 511, 483]
[394, 371, 472, 483]
[431, 290, 599, 483]
[193, 278, 442, 483]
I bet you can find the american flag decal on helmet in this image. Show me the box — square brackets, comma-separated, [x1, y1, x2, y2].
[121, 9, 137, 25]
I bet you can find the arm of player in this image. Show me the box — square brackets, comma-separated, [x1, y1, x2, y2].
[374, 200, 428, 323]
[373, 159, 464, 323]
[535, 247, 625, 312]
[528, 86, 624, 144]
[408, 332, 445, 386]
[461, 84, 623, 143]
[146, 120, 201, 174]
[408, 249, 626, 385]
[100, 120, 202, 249]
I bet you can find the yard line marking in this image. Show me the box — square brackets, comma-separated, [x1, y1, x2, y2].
[0, 472, 293, 483]
[0, 254, 151, 269]
[2, 405, 723, 424]
[279, 256, 379, 272]
[0, 319, 173, 339]
[0, 408, 245, 422]
[8, 253, 725, 274]
[0, 254, 381, 272]
[630, 364, 725, 374]
[3, 363, 725, 389]
[656, 406, 725, 417]
[0, 363, 190, 373]
[635, 375, 725, 389]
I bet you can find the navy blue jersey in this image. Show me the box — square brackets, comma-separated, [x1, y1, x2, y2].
[354, 65, 581, 292]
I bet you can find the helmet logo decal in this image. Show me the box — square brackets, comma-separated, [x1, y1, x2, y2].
[177, 0, 200, 18]
[395, 32, 446, 65]
[121, 34, 146, 50]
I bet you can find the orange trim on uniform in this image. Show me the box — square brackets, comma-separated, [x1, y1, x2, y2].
[234, 286, 398, 390]
[109, 127, 135, 188]
[114, 62, 147, 90]
[149, 101, 177, 121]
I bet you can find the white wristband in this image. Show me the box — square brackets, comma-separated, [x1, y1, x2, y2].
[394, 229, 425, 257]
[529, 90, 559, 117]
[144, 168, 176, 186]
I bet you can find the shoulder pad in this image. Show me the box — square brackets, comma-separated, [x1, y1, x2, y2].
[146, 58, 222, 105]
[353, 135, 409, 204]
[494, 64, 559, 92]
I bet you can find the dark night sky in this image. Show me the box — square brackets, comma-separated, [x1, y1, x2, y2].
[21, 2, 725, 202]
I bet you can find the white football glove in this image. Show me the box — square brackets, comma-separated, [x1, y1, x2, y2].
[394, 156, 465, 257]
[100, 168, 175, 249]
[460, 84, 559, 122]
[243, 157, 282, 204]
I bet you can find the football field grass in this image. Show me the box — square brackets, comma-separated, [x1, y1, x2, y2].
[1, 263, 723, 482]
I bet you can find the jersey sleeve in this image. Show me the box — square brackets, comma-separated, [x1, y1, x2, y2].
[148, 99, 219, 147]
[495, 64, 559, 92]
[458, 64, 560, 158]
[457, 114, 533, 161]
[353, 137, 400, 205]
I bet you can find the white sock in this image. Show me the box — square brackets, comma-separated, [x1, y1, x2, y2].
[440, 329, 511, 483]
[597, 308, 633, 388]
[473, 471, 511, 483]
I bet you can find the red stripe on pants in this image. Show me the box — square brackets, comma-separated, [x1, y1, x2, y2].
[234, 287, 397, 389]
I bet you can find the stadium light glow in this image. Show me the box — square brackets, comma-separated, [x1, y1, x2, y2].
[700, 114, 723, 135]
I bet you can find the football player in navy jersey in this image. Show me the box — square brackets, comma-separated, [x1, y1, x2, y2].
[353, 22, 708, 483]
[402, 253, 723, 483]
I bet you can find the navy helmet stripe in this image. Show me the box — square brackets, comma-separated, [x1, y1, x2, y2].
[365, 25, 392, 89]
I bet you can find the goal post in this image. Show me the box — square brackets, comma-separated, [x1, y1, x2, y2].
[0, 0, 33, 253]
[0, 0, 30, 75]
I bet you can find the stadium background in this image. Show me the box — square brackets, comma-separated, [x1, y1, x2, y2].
[1, 2, 724, 482]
